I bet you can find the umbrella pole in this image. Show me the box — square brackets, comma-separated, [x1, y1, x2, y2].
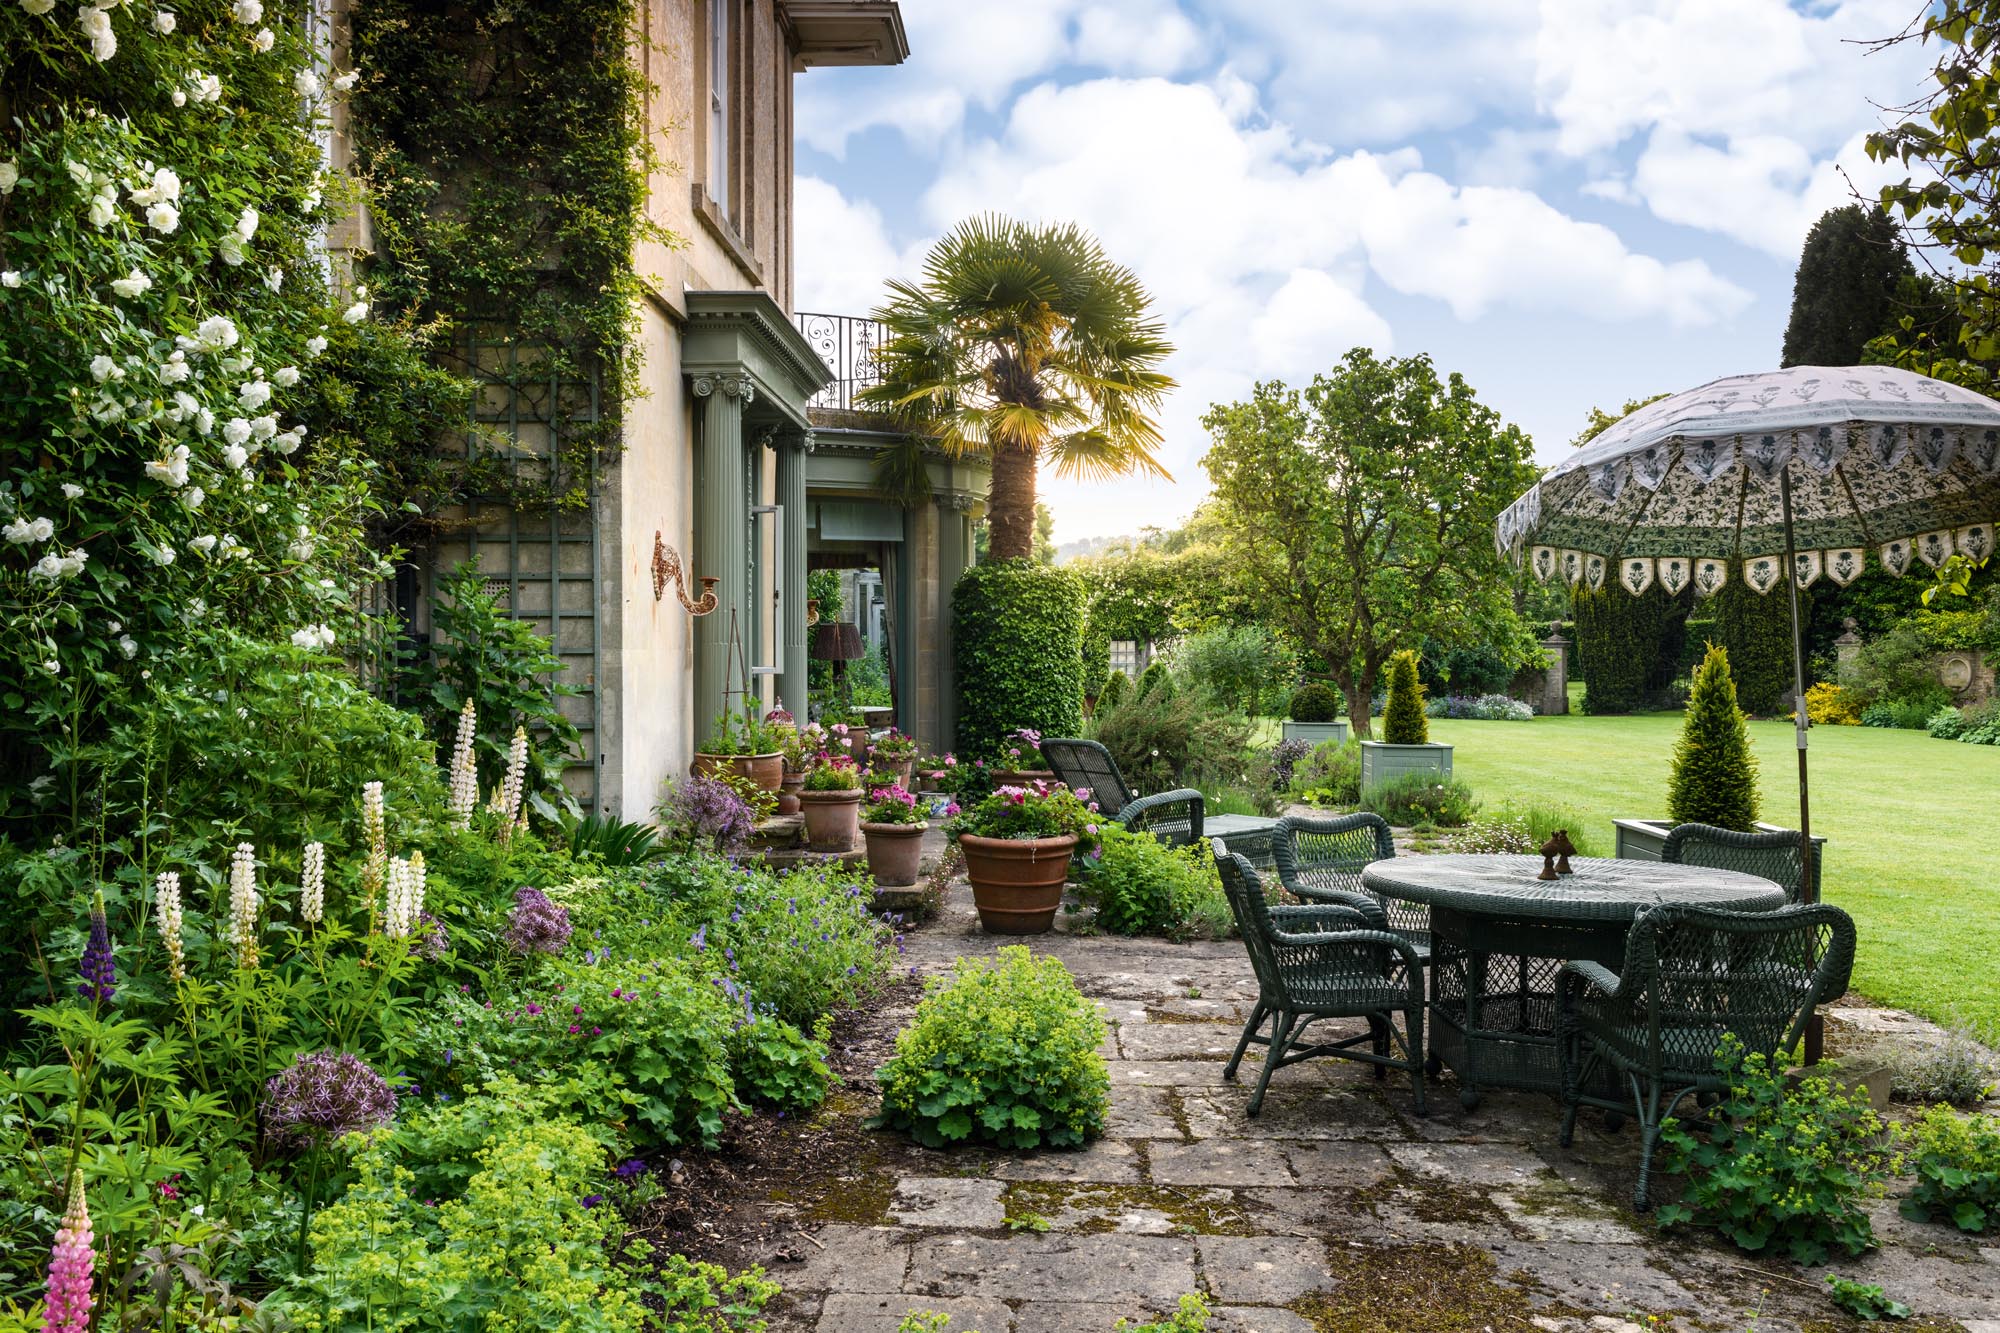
[1779, 470, 1824, 1064]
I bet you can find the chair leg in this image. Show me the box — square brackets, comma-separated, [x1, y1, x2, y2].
[1370, 1014, 1388, 1080]
[1558, 1046, 1597, 1149]
[1247, 1010, 1296, 1117]
[1631, 1074, 1663, 1212]
[1224, 1001, 1269, 1083]
[1405, 1004, 1427, 1118]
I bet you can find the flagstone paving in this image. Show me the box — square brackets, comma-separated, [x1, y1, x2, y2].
[782, 892, 2000, 1333]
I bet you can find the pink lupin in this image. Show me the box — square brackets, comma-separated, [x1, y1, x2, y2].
[41, 1170, 93, 1333]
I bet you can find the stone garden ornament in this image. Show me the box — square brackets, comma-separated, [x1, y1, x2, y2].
[1495, 364, 2000, 912]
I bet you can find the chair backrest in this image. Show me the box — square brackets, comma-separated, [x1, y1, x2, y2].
[1271, 812, 1394, 898]
[1621, 902, 1857, 1070]
[1213, 842, 1284, 990]
[1039, 738, 1136, 815]
[1661, 822, 1817, 904]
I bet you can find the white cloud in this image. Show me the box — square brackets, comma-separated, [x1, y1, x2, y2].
[792, 176, 927, 314]
[1627, 128, 1906, 258]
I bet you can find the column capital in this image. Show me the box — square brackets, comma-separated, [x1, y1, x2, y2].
[691, 371, 756, 404]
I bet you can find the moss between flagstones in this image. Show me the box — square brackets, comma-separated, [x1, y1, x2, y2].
[1289, 1243, 1550, 1332]
[999, 1181, 1264, 1237]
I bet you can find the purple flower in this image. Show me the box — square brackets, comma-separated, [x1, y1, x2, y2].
[415, 911, 450, 961]
[657, 775, 756, 858]
[76, 896, 115, 1003]
[614, 1158, 647, 1180]
[261, 1050, 397, 1152]
[581, 1193, 604, 1209]
[504, 887, 572, 956]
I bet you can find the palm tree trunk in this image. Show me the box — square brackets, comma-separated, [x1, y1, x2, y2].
[986, 443, 1037, 561]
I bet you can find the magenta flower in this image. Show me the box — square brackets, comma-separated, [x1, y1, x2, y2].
[41, 1171, 93, 1333]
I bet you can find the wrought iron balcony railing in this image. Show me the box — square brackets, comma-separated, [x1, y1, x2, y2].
[793, 310, 888, 412]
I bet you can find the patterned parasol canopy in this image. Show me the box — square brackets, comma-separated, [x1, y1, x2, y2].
[1495, 366, 2000, 599]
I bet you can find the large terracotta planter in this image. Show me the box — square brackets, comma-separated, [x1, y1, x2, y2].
[798, 789, 863, 852]
[989, 768, 1056, 789]
[862, 820, 927, 887]
[959, 833, 1078, 935]
[869, 756, 916, 791]
[692, 751, 784, 792]
[776, 772, 805, 816]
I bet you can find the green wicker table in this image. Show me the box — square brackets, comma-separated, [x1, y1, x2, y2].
[1202, 814, 1277, 869]
[1359, 854, 1787, 1108]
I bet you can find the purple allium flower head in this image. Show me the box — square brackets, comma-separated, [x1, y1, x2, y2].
[77, 896, 116, 1003]
[656, 774, 756, 858]
[415, 911, 450, 961]
[261, 1049, 397, 1152]
[504, 886, 572, 956]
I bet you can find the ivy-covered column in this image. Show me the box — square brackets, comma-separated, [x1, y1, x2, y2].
[694, 373, 752, 741]
[777, 431, 811, 717]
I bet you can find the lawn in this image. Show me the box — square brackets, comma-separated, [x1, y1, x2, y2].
[1426, 714, 2000, 1037]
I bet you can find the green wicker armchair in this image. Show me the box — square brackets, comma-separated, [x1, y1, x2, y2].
[1213, 840, 1428, 1117]
[1661, 822, 1821, 905]
[1557, 902, 1856, 1210]
[1038, 737, 1203, 849]
[1271, 813, 1420, 945]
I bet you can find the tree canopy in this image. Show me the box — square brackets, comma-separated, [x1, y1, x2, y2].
[1199, 349, 1539, 737]
[1781, 205, 1916, 368]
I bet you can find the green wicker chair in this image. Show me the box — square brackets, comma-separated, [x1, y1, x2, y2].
[1661, 822, 1821, 904]
[1271, 813, 1421, 948]
[1213, 840, 1428, 1117]
[1038, 737, 1204, 848]
[1557, 902, 1856, 1210]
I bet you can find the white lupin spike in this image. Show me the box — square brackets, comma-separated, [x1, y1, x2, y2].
[228, 842, 260, 969]
[154, 870, 186, 983]
[300, 841, 325, 923]
[446, 700, 478, 830]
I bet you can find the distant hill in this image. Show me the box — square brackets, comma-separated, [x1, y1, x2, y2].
[1055, 534, 1133, 564]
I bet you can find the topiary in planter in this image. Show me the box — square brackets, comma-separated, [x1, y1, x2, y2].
[1381, 650, 1429, 744]
[953, 561, 1084, 758]
[1288, 681, 1339, 722]
[1667, 643, 1760, 831]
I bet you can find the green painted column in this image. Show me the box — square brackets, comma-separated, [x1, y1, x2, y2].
[693, 372, 752, 743]
[935, 495, 970, 753]
[777, 431, 810, 717]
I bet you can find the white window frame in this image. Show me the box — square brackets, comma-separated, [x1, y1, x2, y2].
[707, 0, 731, 221]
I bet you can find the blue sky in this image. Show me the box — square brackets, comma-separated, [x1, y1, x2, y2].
[791, 0, 1933, 544]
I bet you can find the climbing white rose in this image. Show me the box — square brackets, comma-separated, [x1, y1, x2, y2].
[180, 486, 204, 511]
[144, 444, 191, 488]
[61, 483, 83, 500]
[77, 5, 117, 61]
[332, 71, 357, 93]
[250, 413, 277, 440]
[149, 543, 175, 566]
[234, 206, 258, 241]
[341, 299, 368, 324]
[194, 315, 239, 350]
[189, 534, 217, 554]
[87, 191, 116, 228]
[222, 443, 249, 471]
[294, 69, 320, 97]
[189, 72, 221, 103]
[221, 416, 252, 446]
[110, 268, 152, 299]
[264, 266, 283, 292]
[229, 0, 259, 22]
[249, 26, 272, 52]
[89, 354, 120, 383]
[145, 200, 179, 233]
[272, 365, 299, 388]
[238, 379, 271, 409]
[22, 0, 58, 15]
[159, 352, 191, 383]
[2, 272, 21, 289]
[152, 9, 173, 33]
[0, 162, 17, 193]
[216, 232, 245, 266]
[305, 334, 327, 357]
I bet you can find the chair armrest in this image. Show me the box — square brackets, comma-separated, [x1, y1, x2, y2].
[1271, 903, 1374, 933]
[1559, 959, 1624, 1001]
[1268, 926, 1427, 977]
[1118, 788, 1205, 839]
[1283, 885, 1388, 926]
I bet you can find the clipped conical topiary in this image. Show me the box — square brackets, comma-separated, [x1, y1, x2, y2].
[1668, 642, 1761, 831]
[1136, 660, 1173, 702]
[1381, 650, 1429, 744]
[1098, 669, 1129, 711]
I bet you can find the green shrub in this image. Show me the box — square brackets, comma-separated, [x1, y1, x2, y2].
[1091, 689, 1253, 798]
[1667, 643, 1760, 831]
[1165, 624, 1296, 715]
[1656, 1041, 1900, 1264]
[1890, 1029, 1998, 1107]
[1294, 738, 1361, 803]
[872, 947, 1110, 1150]
[953, 561, 1085, 758]
[1928, 706, 1969, 739]
[1961, 699, 2000, 745]
[1860, 689, 1953, 729]
[1288, 682, 1340, 723]
[1712, 570, 1802, 715]
[1137, 659, 1174, 702]
[1081, 612, 1111, 704]
[1902, 1105, 2000, 1233]
[1075, 826, 1232, 940]
[1574, 584, 1689, 713]
[1099, 670, 1130, 710]
[1380, 650, 1430, 744]
[1364, 774, 1478, 827]
[730, 1015, 832, 1112]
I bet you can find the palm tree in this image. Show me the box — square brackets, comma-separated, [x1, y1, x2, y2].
[858, 217, 1176, 560]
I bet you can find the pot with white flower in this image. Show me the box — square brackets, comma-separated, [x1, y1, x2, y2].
[950, 782, 1100, 935]
[859, 783, 929, 888]
[691, 709, 785, 793]
[798, 757, 865, 852]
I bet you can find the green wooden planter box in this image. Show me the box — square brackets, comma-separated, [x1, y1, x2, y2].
[1614, 818, 1827, 890]
[1281, 719, 1350, 746]
[1358, 740, 1453, 793]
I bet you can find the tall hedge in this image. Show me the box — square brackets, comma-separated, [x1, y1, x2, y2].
[1711, 566, 1805, 716]
[1079, 609, 1111, 704]
[1573, 583, 1689, 713]
[953, 560, 1084, 756]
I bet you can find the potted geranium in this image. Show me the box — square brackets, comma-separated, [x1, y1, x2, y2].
[777, 719, 822, 816]
[798, 754, 865, 852]
[1281, 682, 1350, 746]
[1359, 650, 1453, 793]
[860, 782, 930, 887]
[693, 709, 786, 793]
[868, 728, 919, 790]
[949, 781, 1100, 935]
[989, 727, 1053, 787]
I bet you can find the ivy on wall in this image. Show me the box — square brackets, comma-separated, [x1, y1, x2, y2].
[348, 0, 673, 516]
[953, 560, 1085, 756]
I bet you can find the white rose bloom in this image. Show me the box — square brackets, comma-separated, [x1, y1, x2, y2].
[264, 266, 282, 292]
[30, 554, 64, 582]
[117, 634, 137, 659]
[250, 26, 272, 52]
[153, 166, 181, 201]
[2, 518, 37, 543]
[294, 69, 320, 97]
[61, 483, 83, 500]
[144, 444, 191, 488]
[238, 379, 272, 409]
[110, 268, 152, 299]
[0, 162, 17, 193]
[190, 534, 217, 554]
[302, 185, 321, 211]
[221, 416, 252, 445]
[216, 232, 245, 266]
[170, 90, 186, 107]
[194, 407, 214, 435]
[222, 443, 249, 471]
[194, 315, 238, 350]
[159, 352, 190, 384]
[23, 0, 57, 14]
[149, 543, 175, 566]
[332, 71, 357, 93]
[1, 272, 20, 289]
[77, 5, 117, 61]
[65, 160, 91, 185]
[229, 0, 259, 21]
[29, 516, 54, 542]
[87, 192, 116, 228]
[234, 206, 258, 241]
[341, 299, 368, 324]
[305, 334, 327, 357]
[220, 354, 251, 374]
[172, 390, 199, 414]
[190, 72, 221, 103]
[145, 200, 178, 233]
[152, 9, 173, 33]
[250, 413, 277, 440]
[272, 365, 299, 388]
[272, 427, 304, 454]
[56, 548, 88, 578]
[180, 486, 204, 511]
[89, 354, 119, 383]
[291, 624, 334, 651]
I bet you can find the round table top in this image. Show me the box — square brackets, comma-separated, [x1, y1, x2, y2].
[1359, 854, 1786, 924]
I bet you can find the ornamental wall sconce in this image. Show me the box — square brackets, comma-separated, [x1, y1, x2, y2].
[805, 597, 821, 627]
[652, 532, 717, 615]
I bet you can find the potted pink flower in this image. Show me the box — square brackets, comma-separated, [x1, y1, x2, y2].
[988, 727, 1053, 788]
[948, 781, 1100, 935]
[867, 728, 919, 791]
[798, 754, 865, 852]
[860, 783, 930, 887]
[778, 720, 824, 816]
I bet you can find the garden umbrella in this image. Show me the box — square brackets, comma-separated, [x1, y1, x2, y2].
[1494, 365, 2000, 912]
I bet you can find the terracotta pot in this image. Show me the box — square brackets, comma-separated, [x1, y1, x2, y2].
[988, 768, 1056, 789]
[867, 756, 916, 791]
[861, 820, 927, 887]
[776, 772, 805, 816]
[798, 789, 863, 852]
[958, 833, 1078, 934]
[692, 751, 784, 793]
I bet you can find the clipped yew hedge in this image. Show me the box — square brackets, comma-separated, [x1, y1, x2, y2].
[953, 560, 1085, 757]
